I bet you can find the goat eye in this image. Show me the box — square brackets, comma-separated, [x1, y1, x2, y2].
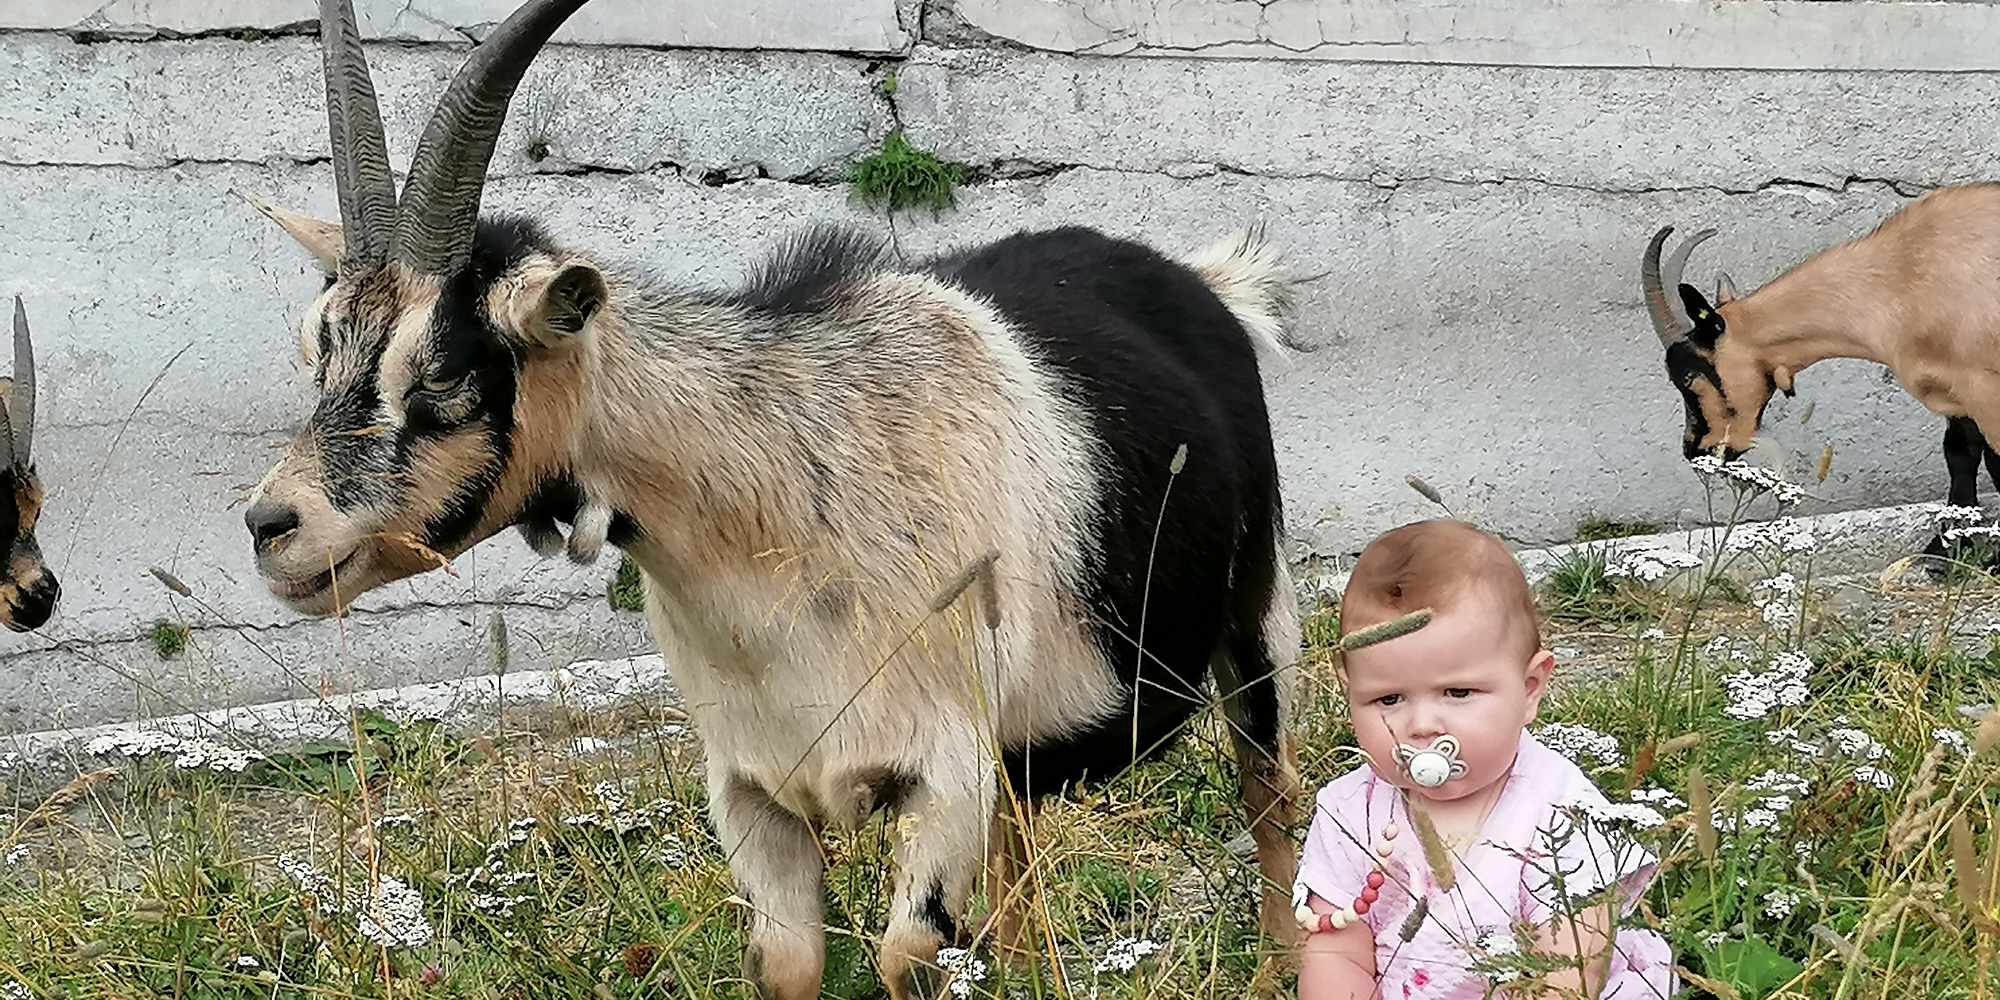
[419, 369, 467, 396]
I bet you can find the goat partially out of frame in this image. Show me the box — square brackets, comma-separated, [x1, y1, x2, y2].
[240, 1, 1302, 995]
[1644, 184, 2000, 558]
[0, 298, 54, 632]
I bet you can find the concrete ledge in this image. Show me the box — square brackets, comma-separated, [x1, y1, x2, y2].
[956, 0, 2000, 71]
[0, 0, 909, 53]
[1305, 501, 1951, 601]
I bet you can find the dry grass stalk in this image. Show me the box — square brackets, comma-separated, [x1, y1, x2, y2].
[8, 768, 118, 839]
[1885, 745, 1946, 858]
[1974, 708, 2000, 758]
[1339, 608, 1433, 653]
[1689, 767, 1717, 861]
[1405, 797, 1457, 893]
[1656, 732, 1705, 757]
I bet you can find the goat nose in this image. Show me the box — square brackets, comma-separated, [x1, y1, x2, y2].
[7, 573, 56, 632]
[245, 501, 302, 552]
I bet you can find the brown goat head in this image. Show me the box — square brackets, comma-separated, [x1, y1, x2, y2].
[243, 0, 602, 615]
[1641, 225, 1777, 461]
[0, 298, 55, 631]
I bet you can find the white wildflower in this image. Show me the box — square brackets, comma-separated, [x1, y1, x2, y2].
[1936, 728, 1972, 756]
[1725, 516, 1816, 554]
[1934, 504, 1985, 526]
[647, 833, 688, 869]
[570, 736, 611, 756]
[1571, 800, 1666, 829]
[1630, 787, 1686, 811]
[235, 955, 260, 969]
[1827, 727, 1887, 762]
[1756, 572, 1799, 597]
[374, 812, 422, 830]
[936, 947, 989, 998]
[1, 982, 27, 1000]
[1691, 456, 1807, 505]
[1093, 936, 1162, 975]
[3, 845, 28, 868]
[1480, 931, 1520, 957]
[1763, 888, 1801, 920]
[1609, 548, 1703, 583]
[1703, 635, 1734, 658]
[1944, 524, 2000, 543]
[1639, 627, 1667, 642]
[82, 730, 262, 772]
[1760, 599, 1801, 628]
[1699, 930, 1728, 949]
[1534, 722, 1624, 767]
[356, 875, 433, 948]
[1723, 650, 1813, 720]
[1852, 766, 1896, 791]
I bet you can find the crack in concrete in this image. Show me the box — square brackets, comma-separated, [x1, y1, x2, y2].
[0, 152, 1931, 200]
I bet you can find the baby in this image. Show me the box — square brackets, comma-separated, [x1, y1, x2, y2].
[1295, 519, 1677, 999]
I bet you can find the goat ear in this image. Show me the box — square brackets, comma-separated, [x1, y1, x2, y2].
[1715, 271, 1739, 305]
[1678, 283, 1725, 351]
[533, 264, 607, 343]
[242, 192, 342, 272]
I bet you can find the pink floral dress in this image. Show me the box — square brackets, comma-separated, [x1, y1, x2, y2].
[1295, 732, 1678, 999]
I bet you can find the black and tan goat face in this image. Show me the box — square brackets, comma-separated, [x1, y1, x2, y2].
[1642, 226, 1772, 461]
[244, 225, 606, 614]
[0, 298, 55, 632]
[243, 0, 599, 615]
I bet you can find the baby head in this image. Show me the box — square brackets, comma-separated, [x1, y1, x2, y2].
[1339, 519, 1554, 803]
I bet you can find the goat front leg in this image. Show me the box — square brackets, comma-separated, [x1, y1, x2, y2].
[713, 770, 825, 1000]
[881, 752, 994, 1000]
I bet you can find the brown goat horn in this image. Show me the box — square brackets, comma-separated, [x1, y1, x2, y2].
[393, 0, 592, 275]
[1662, 227, 1718, 328]
[320, 0, 398, 269]
[6, 296, 29, 467]
[1641, 225, 1685, 346]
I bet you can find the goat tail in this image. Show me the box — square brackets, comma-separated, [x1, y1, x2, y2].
[1184, 224, 1302, 368]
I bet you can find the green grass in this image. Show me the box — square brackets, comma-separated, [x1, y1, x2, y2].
[1577, 517, 1661, 543]
[149, 620, 189, 660]
[5, 468, 2000, 999]
[846, 131, 963, 214]
[607, 555, 644, 612]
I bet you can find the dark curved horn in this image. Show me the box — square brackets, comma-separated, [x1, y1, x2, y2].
[321, 0, 398, 269]
[1641, 226, 1684, 346]
[0, 298, 22, 468]
[394, 0, 592, 275]
[1663, 227, 1717, 329]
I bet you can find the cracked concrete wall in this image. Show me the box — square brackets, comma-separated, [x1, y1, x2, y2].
[0, 0, 1991, 732]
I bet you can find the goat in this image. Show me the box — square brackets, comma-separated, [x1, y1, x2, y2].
[0, 298, 54, 632]
[1643, 184, 2000, 560]
[239, 2, 1301, 996]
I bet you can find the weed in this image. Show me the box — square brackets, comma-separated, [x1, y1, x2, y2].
[847, 131, 962, 214]
[1577, 516, 1660, 542]
[609, 554, 645, 611]
[149, 619, 188, 659]
[1539, 547, 1655, 623]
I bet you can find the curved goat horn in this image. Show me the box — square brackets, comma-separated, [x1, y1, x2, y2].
[320, 0, 399, 270]
[7, 296, 30, 467]
[1641, 225, 1719, 346]
[1641, 226, 1684, 346]
[394, 0, 592, 275]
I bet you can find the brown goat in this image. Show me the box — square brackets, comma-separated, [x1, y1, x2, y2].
[0, 298, 54, 631]
[1645, 183, 2000, 557]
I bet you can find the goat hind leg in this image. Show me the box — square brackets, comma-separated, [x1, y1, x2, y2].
[882, 757, 992, 1000]
[713, 771, 825, 1000]
[1211, 632, 1301, 944]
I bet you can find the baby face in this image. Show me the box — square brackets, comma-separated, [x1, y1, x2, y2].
[1340, 596, 1551, 804]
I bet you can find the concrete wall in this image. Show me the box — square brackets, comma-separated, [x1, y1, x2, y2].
[0, 0, 1992, 732]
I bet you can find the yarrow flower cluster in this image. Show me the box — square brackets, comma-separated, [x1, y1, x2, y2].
[1092, 936, 1161, 975]
[1852, 765, 1897, 791]
[1826, 724, 1888, 762]
[1630, 786, 1687, 811]
[1936, 728, 1973, 756]
[1, 981, 27, 1000]
[1725, 516, 1816, 554]
[1534, 722, 1624, 767]
[1722, 650, 1813, 720]
[1690, 455, 1807, 505]
[1568, 800, 1667, 829]
[1751, 573, 1802, 628]
[84, 730, 264, 773]
[277, 853, 434, 948]
[559, 781, 677, 836]
[935, 947, 990, 998]
[1607, 547, 1703, 583]
[1763, 888, 1802, 920]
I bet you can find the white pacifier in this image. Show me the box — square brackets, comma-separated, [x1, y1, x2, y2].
[1394, 734, 1468, 788]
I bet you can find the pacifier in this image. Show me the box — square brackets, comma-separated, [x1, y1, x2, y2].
[1394, 734, 1467, 788]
